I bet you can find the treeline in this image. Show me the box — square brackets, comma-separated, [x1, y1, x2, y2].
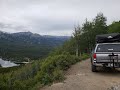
[0, 44, 52, 61]
[72, 13, 120, 56]
[73, 13, 107, 55]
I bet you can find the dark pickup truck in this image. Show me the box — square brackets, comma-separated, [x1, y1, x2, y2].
[91, 33, 120, 72]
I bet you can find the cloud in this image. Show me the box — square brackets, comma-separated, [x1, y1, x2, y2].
[0, 0, 120, 35]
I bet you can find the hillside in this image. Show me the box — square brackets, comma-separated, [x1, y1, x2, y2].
[0, 13, 120, 90]
[0, 31, 70, 61]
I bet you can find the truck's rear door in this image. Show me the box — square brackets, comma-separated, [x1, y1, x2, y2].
[95, 43, 120, 63]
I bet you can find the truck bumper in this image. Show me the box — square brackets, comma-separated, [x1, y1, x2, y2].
[93, 59, 120, 68]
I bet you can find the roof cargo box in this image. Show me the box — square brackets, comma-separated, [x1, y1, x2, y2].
[96, 33, 120, 43]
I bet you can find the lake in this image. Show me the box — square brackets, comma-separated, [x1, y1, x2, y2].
[0, 58, 19, 68]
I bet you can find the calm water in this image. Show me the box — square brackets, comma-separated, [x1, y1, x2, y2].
[0, 58, 19, 68]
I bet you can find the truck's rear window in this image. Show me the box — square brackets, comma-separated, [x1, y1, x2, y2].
[96, 44, 120, 52]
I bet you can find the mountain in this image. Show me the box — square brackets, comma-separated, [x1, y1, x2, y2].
[0, 31, 70, 61]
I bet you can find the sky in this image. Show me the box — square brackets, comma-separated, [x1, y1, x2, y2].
[0, 0, 120, 36]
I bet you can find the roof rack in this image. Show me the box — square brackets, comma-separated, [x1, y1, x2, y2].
[96, 33, 120, 43]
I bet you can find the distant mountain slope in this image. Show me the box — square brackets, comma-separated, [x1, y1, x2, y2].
[0, 31, 70, 61]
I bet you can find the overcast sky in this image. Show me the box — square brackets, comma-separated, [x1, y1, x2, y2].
[0, 0, 120, 36]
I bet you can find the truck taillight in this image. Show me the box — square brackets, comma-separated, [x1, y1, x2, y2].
[93, 53, 96, 59]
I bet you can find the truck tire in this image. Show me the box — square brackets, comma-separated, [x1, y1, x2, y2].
[91, 64, 97, 72]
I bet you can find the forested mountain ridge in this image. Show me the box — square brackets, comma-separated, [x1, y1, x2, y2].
[0, 31, 70, 61]
[0, 31, 69, 46]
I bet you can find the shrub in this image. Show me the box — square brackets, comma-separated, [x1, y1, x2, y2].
[36, 54, 80, 86]
[81, 53, 90, 60]
[0, 52, 87, 90]
[52, 68, 64, 82]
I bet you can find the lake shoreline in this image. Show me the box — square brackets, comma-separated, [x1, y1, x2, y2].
[0, 58, 19, 68]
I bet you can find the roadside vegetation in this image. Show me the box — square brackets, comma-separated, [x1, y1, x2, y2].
[0, 13, 120, 90]
[0, 52, 89, 90]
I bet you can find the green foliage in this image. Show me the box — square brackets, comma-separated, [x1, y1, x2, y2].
[0, 66, 21, 73]
[73, 13, 108, 54]
[93, 13, 107, 34]
[0, 60, 41, 90]
[52, 68, 64, 82]
[0, 44, 54, 61]
[108, 21, 120, 33]
[80, 53, 90, 60]
[0, 52, 82, 90]
[50, 39, 76, 56]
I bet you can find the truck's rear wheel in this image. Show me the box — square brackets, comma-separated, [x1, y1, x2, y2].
[91, 64, 97, 72]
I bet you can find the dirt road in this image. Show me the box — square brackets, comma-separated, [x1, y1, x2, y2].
[41, 59, 120, 90]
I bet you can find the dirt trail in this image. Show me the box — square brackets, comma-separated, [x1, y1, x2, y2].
[41, 59, 120, 90]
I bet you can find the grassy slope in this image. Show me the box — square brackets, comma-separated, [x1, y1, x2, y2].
[0, 52, 89, 90]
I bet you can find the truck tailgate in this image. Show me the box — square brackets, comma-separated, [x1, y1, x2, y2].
[96, 53, 120, 62]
